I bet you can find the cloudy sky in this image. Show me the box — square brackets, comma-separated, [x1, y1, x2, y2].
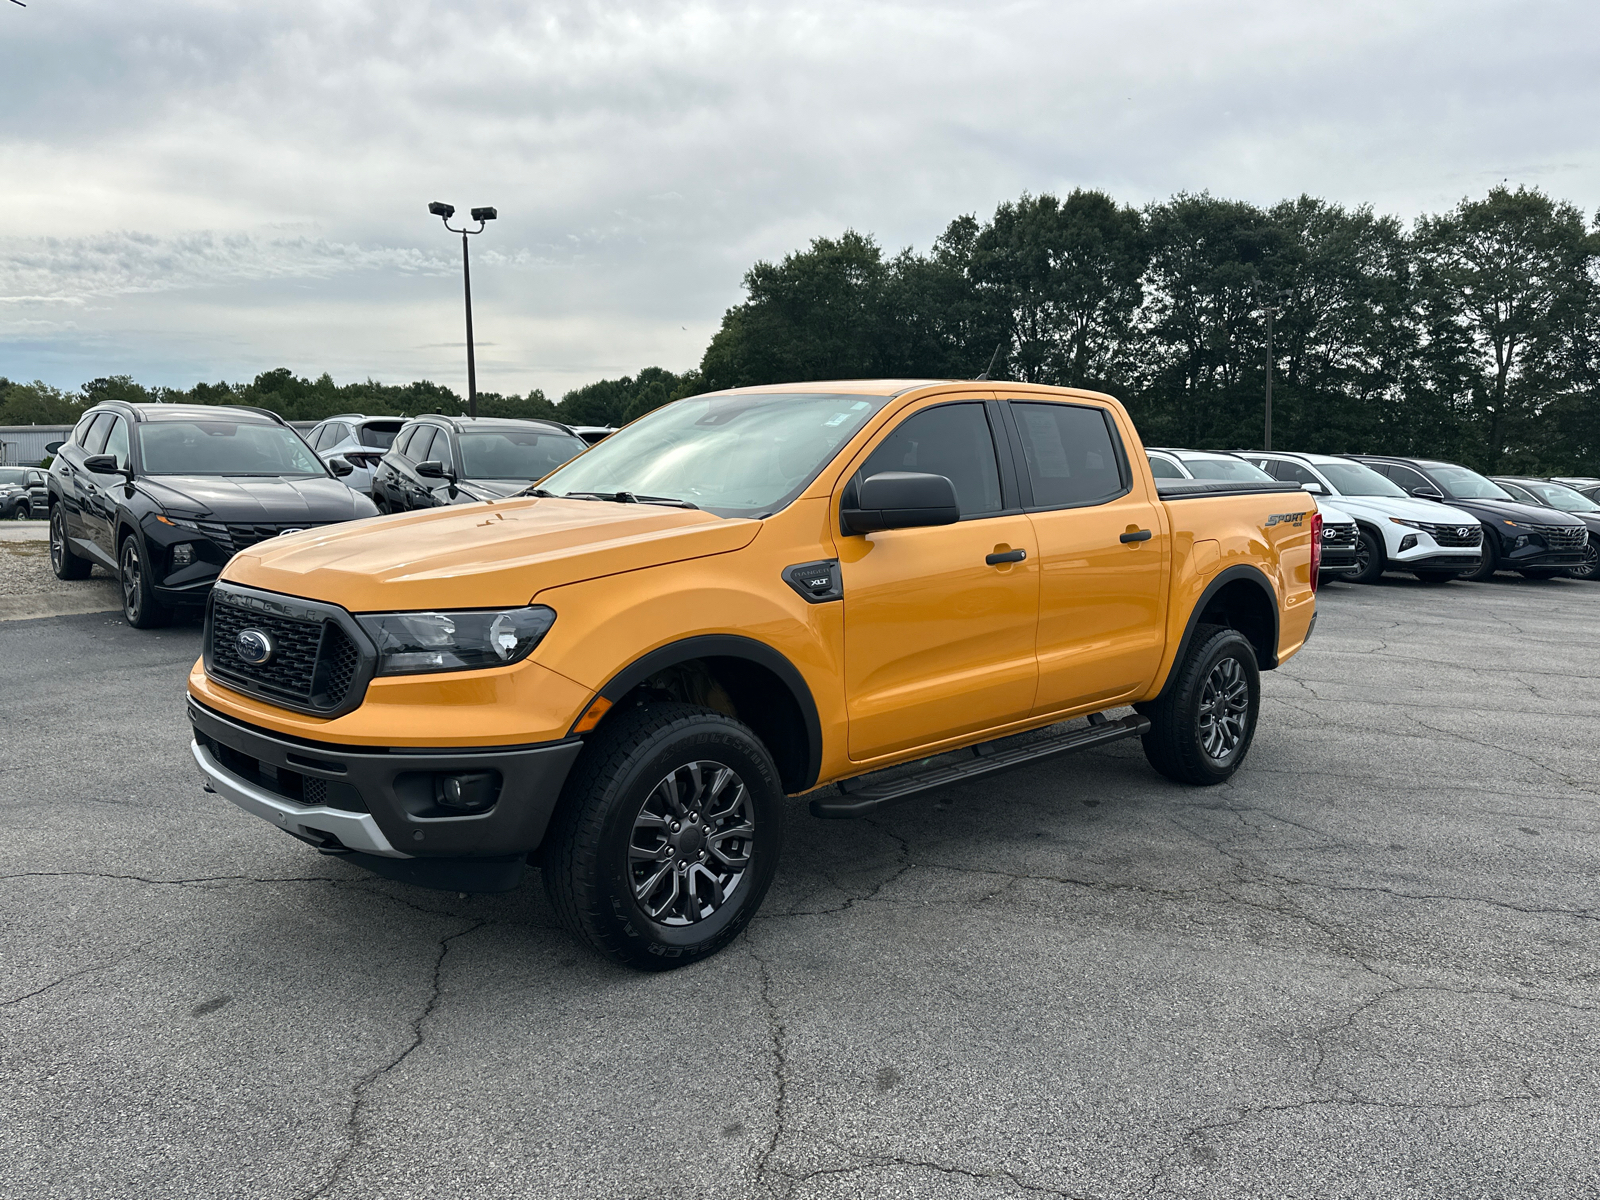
[1, 0, 1595, 399]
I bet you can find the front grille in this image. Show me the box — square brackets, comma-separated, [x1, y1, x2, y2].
[1418, 522, 1483, 547]
[1531, 524, 1587, 549]
[208, 596, 362, 711]
[1321, 524, 1358, 547]
[197, 522, 324, 554]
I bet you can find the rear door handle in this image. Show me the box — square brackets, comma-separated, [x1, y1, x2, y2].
[1120, 529, 1152, 543]
[986, 549, 1027, 565]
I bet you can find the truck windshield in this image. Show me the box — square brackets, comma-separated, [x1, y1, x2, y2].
[1317, 463, 1407, 497]
[539, 392, 893, 518]
[1431, 465, 1514, 501]
[137, 421, 325, 477]
[0, 468, 28, 486]
[460, 429, 588, 479]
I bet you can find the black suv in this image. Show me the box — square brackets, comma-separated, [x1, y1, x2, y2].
[372, 415, 588, 513]
[1, 466, 46, 519]
[1346, 455, 1588, 581]
[1491, 477, 1600, 582]
[46, 402, 379, 627]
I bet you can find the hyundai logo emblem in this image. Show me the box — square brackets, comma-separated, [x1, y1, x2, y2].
[1458, 527, 1470, 537]
[235, 628, 274, 666]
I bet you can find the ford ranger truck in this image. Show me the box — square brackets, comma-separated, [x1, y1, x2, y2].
[187, 381, 1319, 969]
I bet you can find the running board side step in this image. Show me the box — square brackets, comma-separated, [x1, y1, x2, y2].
[809, 714, 1151, 819]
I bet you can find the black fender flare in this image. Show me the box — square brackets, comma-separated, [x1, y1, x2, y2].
[589, 634, 824, 792]
[1154, 564, 1282, 698]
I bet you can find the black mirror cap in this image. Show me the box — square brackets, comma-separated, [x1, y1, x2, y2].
[44, 441, 64, 455]
[329, 459, 355, 477]
[415, 459, 450, 480]
[1411, 485, 1445, 501]
[841, 471, 961, 534]
[83, 454, 123, 475]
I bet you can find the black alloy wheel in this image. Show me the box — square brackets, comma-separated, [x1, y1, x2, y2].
[1136, 624, 1261, 786]
[1346, 528, 1386, 584]
[119, 535, 170, 628]
[49, 508, 92, 580]
[1569, 542, 1599, 582]
[543, 700, 784, 970]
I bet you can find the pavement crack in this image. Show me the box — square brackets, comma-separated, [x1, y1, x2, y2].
[1, 945, 150, 1008]
[745, 943, 792, 1198]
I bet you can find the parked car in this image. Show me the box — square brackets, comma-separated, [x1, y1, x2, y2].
[1491, 477, 1600, 581]
[46, 401, 378, 628]
[372, 415, 589, 513]
[305, 414, 407, 497]
[1148, 449, 1359, 578]
[0, 466, 46, 519]
[189, 380, 1319, 969]
[570, 425, 617, 445]
[1550, 477, 1600, 503]
[1346, 455, 1587, 581]
[1237, 450, 1484, 584]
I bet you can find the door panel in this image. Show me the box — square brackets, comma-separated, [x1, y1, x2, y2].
[1006, 401, 1168, 714]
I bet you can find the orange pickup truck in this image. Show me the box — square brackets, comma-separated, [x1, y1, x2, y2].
[187, 381, 1320, 968]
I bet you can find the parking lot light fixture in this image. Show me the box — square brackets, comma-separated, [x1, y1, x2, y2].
[429, 201, 497, 418]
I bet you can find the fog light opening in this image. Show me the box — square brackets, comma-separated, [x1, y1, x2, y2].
[172, 542, 194, 566]
[434, 771, 501, 813]
[1398, 534, 1417, 552]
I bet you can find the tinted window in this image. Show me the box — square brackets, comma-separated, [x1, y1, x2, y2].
[1270, 460, 1321, 487]
[104, 417, 130, 471]
[408, 427, 440, 464]
[309, 424, 332, 452]
[358, 422, 402, 449]
[459, 430, 588, 480]
[135, 421, 324, 476]
[1012, 402, 1124, 508]
[857, 403, 1001, 518]
[1386, 464, 1433, 493]
[1146, 454, 1185, 479]
[1429, 464, 1513, 501]
[81, 413, 115, 455]
[393, 425, 421, 459]
[1319, 462, 1406, 497]
[71, 414, 97, 446]
[0, 468, 26, 485]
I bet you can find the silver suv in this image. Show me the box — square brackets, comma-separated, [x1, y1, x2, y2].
[305, 415, 407, 497]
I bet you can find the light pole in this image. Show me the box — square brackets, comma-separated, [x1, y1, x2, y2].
[1255, 287, 1289, 451]
[428, 201, 497, 418]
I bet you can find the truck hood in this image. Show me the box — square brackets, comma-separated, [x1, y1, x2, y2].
[137, 475, 370, 523]
[221, 496, 760, 612]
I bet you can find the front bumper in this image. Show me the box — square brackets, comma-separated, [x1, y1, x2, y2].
[1319, 546, 1357, 571]
[189, 697, 584, 869]
[1400, 551, 1482, 570]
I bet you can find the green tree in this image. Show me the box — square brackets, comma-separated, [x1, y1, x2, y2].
[0, 379, 86, 425]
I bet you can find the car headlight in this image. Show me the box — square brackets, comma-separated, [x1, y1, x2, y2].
[1388, 518, 1426, 529]
[357, 606, 556, 676]
[156, 515, 202, 531]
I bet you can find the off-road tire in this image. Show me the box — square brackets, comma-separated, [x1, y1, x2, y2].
[1136, 625, 1261, 786]
[541, 701, 785, 971]
[49, 507, 92, 579]
[1462, 539, 1500, 582]
[119, 533, 171, 629]
[1346, 528, 1386, 584]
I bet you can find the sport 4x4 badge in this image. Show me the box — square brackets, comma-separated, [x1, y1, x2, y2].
[1265, 511, 1309, 527]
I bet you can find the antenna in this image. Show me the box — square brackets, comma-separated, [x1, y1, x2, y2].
[975, 340, 1006, 381]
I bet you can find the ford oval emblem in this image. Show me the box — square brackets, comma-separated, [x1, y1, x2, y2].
[235, 628, 274, 666]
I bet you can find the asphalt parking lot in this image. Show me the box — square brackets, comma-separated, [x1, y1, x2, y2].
[4, 572, 1599, 1199]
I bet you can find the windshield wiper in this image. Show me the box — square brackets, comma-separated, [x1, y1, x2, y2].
[515, 486, 559, 498]
[561, 491, 699, 509]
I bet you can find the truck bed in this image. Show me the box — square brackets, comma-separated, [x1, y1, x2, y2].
[1154, 479, 1306, 499]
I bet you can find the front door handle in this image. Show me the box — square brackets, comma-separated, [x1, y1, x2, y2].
[1120, 529, 1152, 543]
[986, 548, 1027, 565]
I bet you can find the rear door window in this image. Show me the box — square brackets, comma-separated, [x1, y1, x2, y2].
[81, 413, 115, 455]
[408, 427, 439, 464]
[1010, 402, 1127, 508]
[393, 425, 420, 459]
[855, 403, 1003, 519]
[1386, 464, 1432, 493]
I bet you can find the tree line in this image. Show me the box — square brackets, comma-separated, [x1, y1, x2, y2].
[4, 184, 1596, 474]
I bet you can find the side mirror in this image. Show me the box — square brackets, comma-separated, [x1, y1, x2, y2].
[83, 454, 126, 476]
[1410, 485, 1445, 501]
[44, 441, 64, 455]
[416, 459, 453, 481]
[1301, 482, 1325, 494]
[328, 459, 355, 477]
[841, 471, 960, 534]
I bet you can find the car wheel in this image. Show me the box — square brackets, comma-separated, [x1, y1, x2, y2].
[1569, 542, 1600, 582]
[12, 502, 29, 520]
[119, 535, 171, 629]
[1461, 539, 1500, 582]
[1136, 625, 1260, 787]
[542, 701, 785, 971]
[49, 508, 93, 580]
[1411, 570, 1460, 584]
[1346, 528, 1386, 584]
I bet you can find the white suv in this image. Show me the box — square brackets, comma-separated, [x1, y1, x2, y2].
[1236, 450, 1483, 584]
[305, 415, 407, 497]
[1146, 448, 1359, 578]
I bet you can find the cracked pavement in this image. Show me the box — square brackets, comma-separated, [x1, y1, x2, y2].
[4, 573, 1600, 1199]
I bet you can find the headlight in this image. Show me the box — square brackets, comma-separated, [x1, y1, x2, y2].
[357, 606, 556, 676]
[1389, 518, 1425, 529]
[156, 515, 202, 531]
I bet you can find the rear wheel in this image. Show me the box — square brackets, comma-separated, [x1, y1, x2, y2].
[49, 507, 92, 579]
[1136, 625, 1260, 786]
[1346, 528, 1386, 584]
[119, 534, 170, 628]
[542, 701, 785, 971]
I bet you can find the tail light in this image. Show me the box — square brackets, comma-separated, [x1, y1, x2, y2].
[1309, 510, 1323, 591]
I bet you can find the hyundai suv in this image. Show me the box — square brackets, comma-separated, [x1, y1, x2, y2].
[1346, 456, 1587, 581]
[372, 415, 588, 513]
[1237, 451, 1483, 584]
[305, 414, 406, 497]
[47, 402, 378, 627]
[1491, 477, 1600, 582]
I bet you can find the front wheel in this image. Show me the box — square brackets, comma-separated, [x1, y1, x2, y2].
[1569, 542, 1600, 582]
[119, 535, 171, 628]
[1462, 540, 1500, 582]
[1346, 528, 1386, 584]
[1136, 625, 1261, 786]
[542, 701, 785, 971]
